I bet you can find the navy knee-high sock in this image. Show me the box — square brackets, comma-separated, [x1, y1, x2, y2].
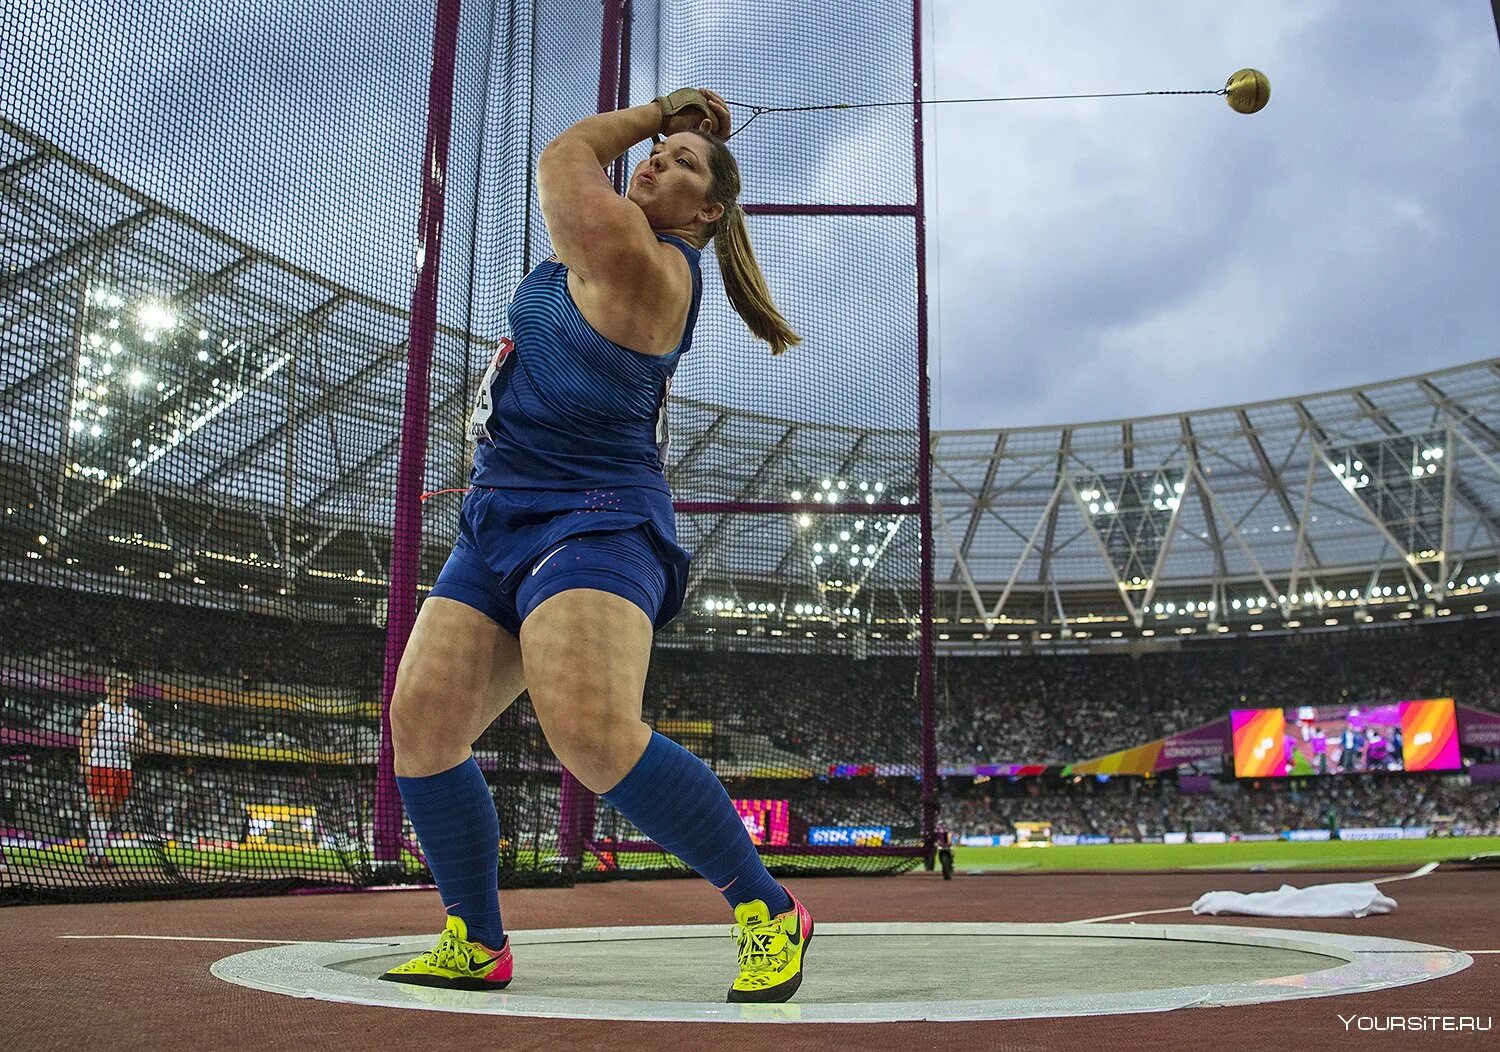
[603, 731, 792, 915]
[397, 757, 505, 947]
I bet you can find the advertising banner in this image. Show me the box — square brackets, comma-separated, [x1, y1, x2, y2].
[1285, 829, 1333, 841]
[1457, 705, 1500, 748]
[958, 834, 1016, 847]
[1072, 719, 1230, 777]
[731, 799, 790, 846]
[808, 825, 890, 846]
[1341, 826, 1410, 841]
[1234, 700, 1461, 776]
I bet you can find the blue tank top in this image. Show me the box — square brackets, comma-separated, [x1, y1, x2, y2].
[462, 234, 701, 584]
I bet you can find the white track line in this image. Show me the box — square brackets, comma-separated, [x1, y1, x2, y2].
[1068, 861, 1440, 925]
[1372, 861, 1440, 884]
[58, 934, 396, 946]
[1069, 905, 1195, 924]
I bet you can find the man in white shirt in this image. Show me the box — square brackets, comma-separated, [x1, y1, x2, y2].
[79, 670, 152, 868]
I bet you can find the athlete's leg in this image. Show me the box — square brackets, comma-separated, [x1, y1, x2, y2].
[390, 596, 526, 948]
[391, 597, 526, 776]
[86, 781, 118, 862]
[521, 587, 789, 915]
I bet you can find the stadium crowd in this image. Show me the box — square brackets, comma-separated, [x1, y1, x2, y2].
[5, 582, 1497, 771]
[2, 582, 1497, 878]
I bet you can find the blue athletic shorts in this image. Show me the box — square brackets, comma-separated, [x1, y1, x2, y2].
[429, 522, 677, 637]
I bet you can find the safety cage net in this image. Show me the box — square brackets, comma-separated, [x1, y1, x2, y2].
[0, 0, 929, 903]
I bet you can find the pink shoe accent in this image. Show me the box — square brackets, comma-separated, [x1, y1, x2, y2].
[474, 936, 514, 984]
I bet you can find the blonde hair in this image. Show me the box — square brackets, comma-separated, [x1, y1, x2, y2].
[691, 132, 802, 356]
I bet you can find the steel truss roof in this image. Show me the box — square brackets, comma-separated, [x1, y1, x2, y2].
[5, 119, 1498, 639]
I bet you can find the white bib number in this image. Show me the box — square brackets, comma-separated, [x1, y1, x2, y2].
[469, 337, 515, 442]
[655, 375, 672, 463]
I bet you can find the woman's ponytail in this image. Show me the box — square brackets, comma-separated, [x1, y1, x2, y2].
[713, 204, 801, 356]
[692, 132, 801, 356]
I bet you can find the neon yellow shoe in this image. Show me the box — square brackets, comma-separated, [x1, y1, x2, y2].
[727, 890, 813, 1003]
[379, 915, 513, 991]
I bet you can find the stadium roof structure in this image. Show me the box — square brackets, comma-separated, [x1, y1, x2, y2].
[5, 118, 1499, 642]
[930, 357, 1500, 636]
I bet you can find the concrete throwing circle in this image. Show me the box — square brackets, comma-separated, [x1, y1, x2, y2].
[210, 922, 1470, 1023]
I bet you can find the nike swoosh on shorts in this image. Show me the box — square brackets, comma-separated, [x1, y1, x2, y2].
[531, 545, 567, 575]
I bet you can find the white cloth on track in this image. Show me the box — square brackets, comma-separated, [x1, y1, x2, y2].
[1191, 882, 1397, 918]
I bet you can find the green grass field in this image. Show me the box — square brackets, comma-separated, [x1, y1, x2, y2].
[7, 836, 1496, 881]
[952, 836, 1500, 873]
[3, 843, 427, 876]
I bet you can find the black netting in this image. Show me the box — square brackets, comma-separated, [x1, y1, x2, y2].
[2, 0, 930, 903]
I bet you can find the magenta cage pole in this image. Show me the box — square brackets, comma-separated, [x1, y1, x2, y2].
[912, 0, 938, 864]
[374, 0, 465, 866]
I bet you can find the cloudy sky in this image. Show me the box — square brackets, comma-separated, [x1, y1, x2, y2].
[925, 0, 1500, 429]
[8, 1, 1498, 434]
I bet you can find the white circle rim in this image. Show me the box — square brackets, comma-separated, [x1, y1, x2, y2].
[209, 921, 1472, 1024]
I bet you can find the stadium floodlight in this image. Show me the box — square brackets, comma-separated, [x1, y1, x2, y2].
[137, 302, 177, 331]
[790, 490, 802, 500]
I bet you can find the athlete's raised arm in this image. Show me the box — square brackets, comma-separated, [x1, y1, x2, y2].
[537, 90, 728, 295]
